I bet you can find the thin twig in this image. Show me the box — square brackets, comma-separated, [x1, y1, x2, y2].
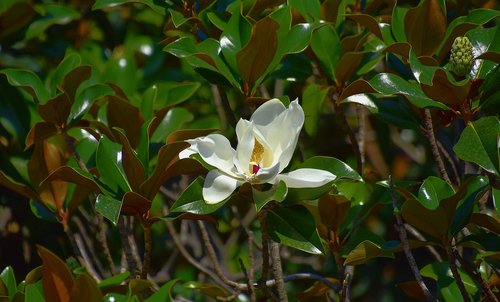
[446, 241, 471, 302]
[119, 216, 138, 278]
[422, 109, 451, 183]
[389, 175, 436, 302]
[197, 221, 244, 289]
[140, 220, 152, 280]
[270, 241, 288, 301]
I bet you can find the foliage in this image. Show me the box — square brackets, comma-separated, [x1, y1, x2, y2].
[0, 0, 499, 301]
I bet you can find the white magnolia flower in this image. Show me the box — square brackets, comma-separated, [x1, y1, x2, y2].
[180, 98, 336, 204]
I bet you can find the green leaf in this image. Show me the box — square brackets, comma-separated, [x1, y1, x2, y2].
[0, 69, 50, 103]
[37, 245, 74, 302]
[297, 156, 362, 182]
[344, 240, 395, 265]
[168, 177, 226, 215]
[253, 181, 287, 212]
[302, 84, 328, 136]
[421, 262, 477, 300]
[25, 4, 81, 41]
[340, 73, 450, 109]
[96, 136, 131, 197]
[98, 272, 130, 289]
[453, 116, 500, 175]
[417, 176, 455, 210]
[0, 266, 16, 298]
[288, 0, 320, 23]
[92, 0, 167, 15]
[95, 194, 123, 225]
[267, 205, 324, 254]
[144, 279, 178, 302]
[311, 25, 340, 82]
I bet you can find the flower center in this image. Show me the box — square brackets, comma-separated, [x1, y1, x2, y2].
[249, 139, 264, 174]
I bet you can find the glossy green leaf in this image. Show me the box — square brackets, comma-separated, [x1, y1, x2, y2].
[0, 69, 50, 103]
[92, 0, 167, 15]
[25, 281, 45, 302]
[302, 84, 328, 136]
[95, 194, 122, 225]
[98, 272, 130, 289]
[25, 4, 81, 41]
[267, 205, 324, 254]
[340, 73, 449, 109]
[144, 279, 178, 302]
[0, 266, 16, 298]
[421, 262, 477, 300]
[453, 116, 500, 175]
[168, 177, 226, 215]
[344, 240, 394, 265]
[289, 0, 320, 23]
[297, 156, 362, 182]
[96, 136, 131, 197]
[417, 176, 455, 210]
[311, 25, 340, 82]
[37, 245, 74, 302]
[253, 181, 287, 212]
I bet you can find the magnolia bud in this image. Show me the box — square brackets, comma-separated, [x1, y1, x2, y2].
[450, 36, 473, 76]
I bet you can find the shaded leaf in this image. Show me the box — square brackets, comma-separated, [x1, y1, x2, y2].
[453, 116, 500, 175]
[267, 205, 324, 254]
[37, 245, 73, 302]
[344, 240, 395, 265]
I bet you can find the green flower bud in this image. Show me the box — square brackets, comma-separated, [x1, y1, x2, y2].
[450, 36, 473, 76]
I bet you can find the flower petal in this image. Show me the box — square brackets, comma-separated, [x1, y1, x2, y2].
[264, 99, 305, 172]
[203, 170, 241, 204]
[251, 98, 286, 127]
[275, 168, 336, 188]
[184, 134, 236, 175]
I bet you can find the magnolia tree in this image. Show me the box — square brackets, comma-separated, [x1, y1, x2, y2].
[0, 0, 499, 301]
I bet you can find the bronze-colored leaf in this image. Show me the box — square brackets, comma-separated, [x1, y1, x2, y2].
[59, 65, 92, 102]
[421, 69, 471, 106]
[38, 94, 72, 126]
[236, 17, 280, 92]
[106, 96, 144, 148]
[346, 14, 383, 41]
[25, 122, 59, 149]
[37, 245, 74, 302]
[166, 128, 219, 144]
[69, 273, 103, 302]
[28, 140, 67, 211]
[140, 142, 190, 199]
[335, 51, 365, 85]
[404, 0, 447, 56]
[318, 194, 351, 232]
[121, 191, 151, 215]
[0, 2, 36, 38]
[112, 128, 146, 192]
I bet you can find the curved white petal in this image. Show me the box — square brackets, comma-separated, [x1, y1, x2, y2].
[251, 98, 286, 127]
[235, 122, 255, 175]
[186, 134, 236, 175]
[264, 100, 305, 172]
[275, 168, 336, 188]
[203, 170, 241, 204]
